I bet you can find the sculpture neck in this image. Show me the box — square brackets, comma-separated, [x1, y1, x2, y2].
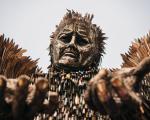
[48, 64, 99, 73]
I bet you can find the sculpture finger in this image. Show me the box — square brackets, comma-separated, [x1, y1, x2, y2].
[28, 78, 49, 118]
[88, 69, 110, 86]
[84, 69, 109, 113]
[41, 91, 58, 115]
[0, 75, 8, 113]
[0, 75, 7, 96]
[12, 75, 30, 120]
[133, 56, 150, 80]
[111, 77, 142, 105]
[96, 79, 119, 116]
[111, 78, 143, 119]
[85, 69, 117, 114]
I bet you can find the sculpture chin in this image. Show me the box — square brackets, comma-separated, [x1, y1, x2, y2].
[59, 55, 78, 67]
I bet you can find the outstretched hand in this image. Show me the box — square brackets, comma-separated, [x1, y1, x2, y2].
[85, 57, 150, 119]
[0, 75, 58, 120]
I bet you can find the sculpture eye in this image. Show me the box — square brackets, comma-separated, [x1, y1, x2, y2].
[76, 35, 89, 46]
[58, 33, 72, 43]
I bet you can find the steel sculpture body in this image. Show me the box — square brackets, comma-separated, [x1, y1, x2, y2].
[0, 10, 149, 120]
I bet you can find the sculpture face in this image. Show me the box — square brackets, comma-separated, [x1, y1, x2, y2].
[51, 24, 99, 69]
[50, 11, 105, 70]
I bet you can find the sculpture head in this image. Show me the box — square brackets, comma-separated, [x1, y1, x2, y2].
[49, 10, 106, 70]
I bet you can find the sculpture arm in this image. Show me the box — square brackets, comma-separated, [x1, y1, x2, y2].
[85, 57, 150, 120]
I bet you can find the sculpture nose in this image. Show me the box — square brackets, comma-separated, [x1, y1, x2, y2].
[69, 35, 76, 47]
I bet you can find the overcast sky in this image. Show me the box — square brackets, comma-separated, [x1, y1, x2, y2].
[0, 0, 150, 72]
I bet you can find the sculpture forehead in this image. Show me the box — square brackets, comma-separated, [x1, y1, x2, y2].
[50, 10, 100, 42]
[56, 22, 94, 42]
[61, 23, 89, 34]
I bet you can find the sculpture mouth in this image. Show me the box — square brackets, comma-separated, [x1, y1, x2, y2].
[63, 52, 77, 58]
[61, 48, 79, 59]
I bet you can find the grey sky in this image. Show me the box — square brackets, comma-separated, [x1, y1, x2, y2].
[0, 0, 150, 72]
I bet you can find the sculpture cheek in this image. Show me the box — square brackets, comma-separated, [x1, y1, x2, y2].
[53, 41, 67, 59]
[78, 45, 95, 65]
[78, 45, 92, 53]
